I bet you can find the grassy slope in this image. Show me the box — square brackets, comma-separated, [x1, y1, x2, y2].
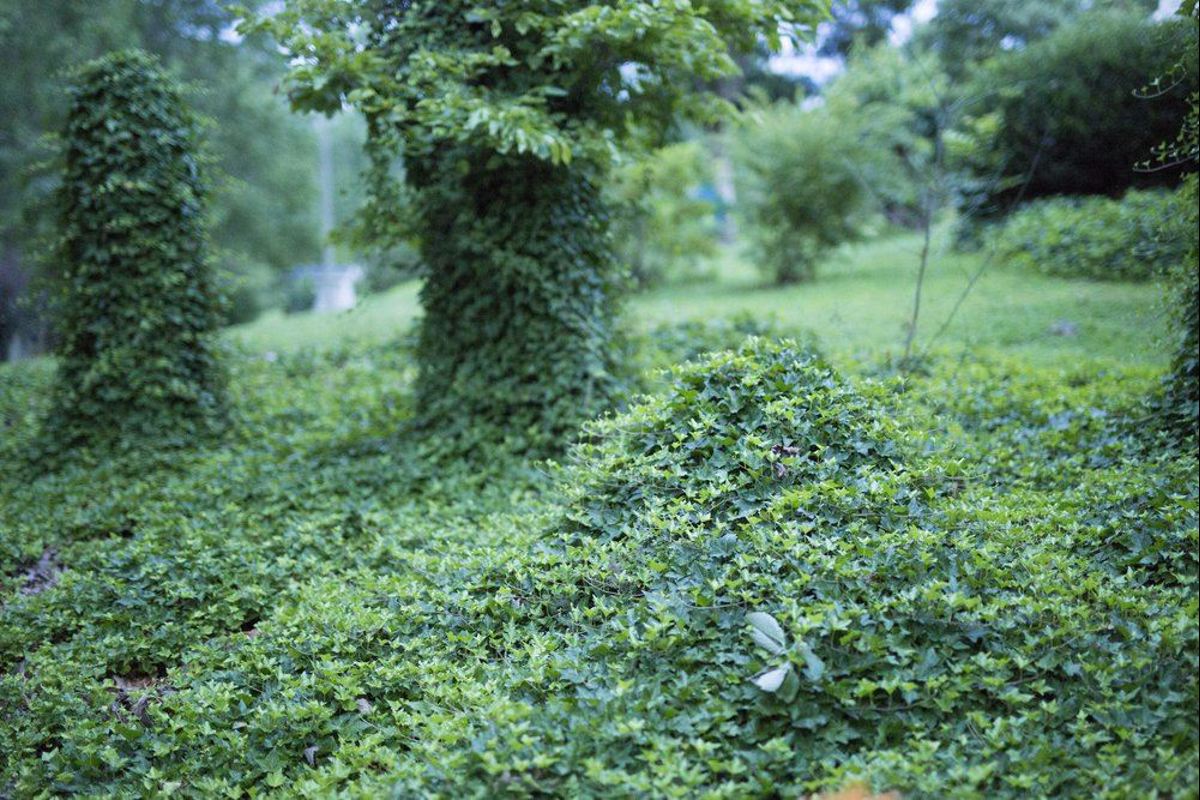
[230, 232, 1168, 369]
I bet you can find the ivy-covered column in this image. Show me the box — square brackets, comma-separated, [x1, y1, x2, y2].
[411, 153, 620, 454]
[44, 50, 226, 453]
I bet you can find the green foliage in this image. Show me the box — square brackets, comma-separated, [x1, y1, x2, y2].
[1, 331, 1195, 797]
[1137, 0, 1199, 173]
[360, 243, 423, 297]
[283, 276, 317, 316]
[0, 0, 328, 353]
[916, 0, 1156, 80]
[41, 49, 226, 455]
[204, 71, 323, 292]
[220, 261, 277, 326]
[608, 141, 720, 289]
[732, 102, 875, 284]
[247, 0, 828, 455]
[822, 45, 955, 227]
[988, 189, 1194, 281]
[819, 0, 916, 56]
[1161, 174, 1199, 435]
[1140, 3, 1199, 437]
[411, 156, 621, 456]
[956, 12, 1198, 220]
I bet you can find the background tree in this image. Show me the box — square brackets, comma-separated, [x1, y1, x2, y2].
[731, 100, 875, 285]
[251, 0, 828, 456]
[822, 44, 956, 227]
[43, 50, 225, 453]
[953, 11, 1198, 222]
[916, 0, 1157, 80]
[0, 0, 329, 357]
[818, 0, 915, 57]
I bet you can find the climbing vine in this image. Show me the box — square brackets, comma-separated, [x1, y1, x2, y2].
[43, 50, 226, 455]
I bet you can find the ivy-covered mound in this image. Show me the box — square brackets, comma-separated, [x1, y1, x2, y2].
[43, 49, 225, 454]
[1, 336, 1195, 797]
[442, 340, 1198, 796]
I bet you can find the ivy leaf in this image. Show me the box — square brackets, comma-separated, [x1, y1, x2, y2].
[752, 664, 792, 693]
[746, 611, 787, 656]
[799, 642, 826, 683]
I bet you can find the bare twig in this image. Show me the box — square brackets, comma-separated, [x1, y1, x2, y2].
[901, 54, 953, 364]
[922, 135, 1048, 353]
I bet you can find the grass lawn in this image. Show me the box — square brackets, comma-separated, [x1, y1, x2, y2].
[230, 231, 1169, 370]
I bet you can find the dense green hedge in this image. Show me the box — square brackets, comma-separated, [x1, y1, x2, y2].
[988, 189, 1193, 281]
[42, 49, 226, 456]
[1, 329, 1194, 797]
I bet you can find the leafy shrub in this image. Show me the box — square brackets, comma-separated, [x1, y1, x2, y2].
[608, 141, 720, 289]
[283, 276, 317, 315]
[987, 189, 1193, 281]
[360, 243, 423, 296]
[219, 261, 277, 326]
[732, 102, 874, 284]
[41, 49, 226, 455]
[957, 12, 1198, 219]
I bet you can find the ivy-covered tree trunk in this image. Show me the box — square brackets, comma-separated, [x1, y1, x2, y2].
[411, 154, 620, 455]
[252, 0, 827, 456]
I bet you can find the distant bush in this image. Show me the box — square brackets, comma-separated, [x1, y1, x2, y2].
[608, 142, 720, 289]
[283, 277, 316, 315]
[43, 50, 226, 454]
[219, 261, 277, 326]
[957, 12, 1197, 219]
[732, 102, 873, 284]
[988, 189, 1193, 281]
[822, 45, 956, 229]
[360, 243, 424, 296]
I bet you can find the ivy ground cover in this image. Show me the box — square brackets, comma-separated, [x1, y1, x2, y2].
[1, 327, 1196, 798]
